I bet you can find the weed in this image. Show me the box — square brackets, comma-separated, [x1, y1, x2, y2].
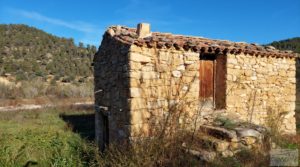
[214, 117, 237, 129]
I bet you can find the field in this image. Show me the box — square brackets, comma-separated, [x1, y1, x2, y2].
[0, 106, 201, 167]
[0, 82, 299, 166]
[0, 107, 97, 167]
[0, 105, 300, 167]
[0, 85, 300, 167]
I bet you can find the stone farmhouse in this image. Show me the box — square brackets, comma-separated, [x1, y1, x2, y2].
[94, 23, 297, 150]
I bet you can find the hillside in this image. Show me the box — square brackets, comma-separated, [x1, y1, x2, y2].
[0, 24, 96, 82]
[267, 37, 300, 53]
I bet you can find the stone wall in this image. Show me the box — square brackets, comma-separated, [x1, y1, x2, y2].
[95, 34, 297, 149]
[94, 34, 201, 146]
[225, 53, 296, 134]
[128, 45, 200, 138]
[94, 35, 131, 148]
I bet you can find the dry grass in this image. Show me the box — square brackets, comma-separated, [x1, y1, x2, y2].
[0, 79, 93, 100]
[0, 97, 93, 107]
[94, 135, 201, 167]
[0, 106, 299, 167]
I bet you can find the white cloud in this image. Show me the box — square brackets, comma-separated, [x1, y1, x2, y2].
[10, 9, 99, 33]
[8, 8, 103, 45]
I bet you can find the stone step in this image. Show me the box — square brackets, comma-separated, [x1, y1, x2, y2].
[199, 125, 238, 142]
[196, 135, 230, 152]
[182, 143, 216, 162]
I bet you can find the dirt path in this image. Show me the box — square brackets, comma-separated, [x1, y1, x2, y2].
[0, 101, 94, 112]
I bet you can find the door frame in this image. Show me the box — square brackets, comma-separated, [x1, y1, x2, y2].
[199, 53, 226, 109]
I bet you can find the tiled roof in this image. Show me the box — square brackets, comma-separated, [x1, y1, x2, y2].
[105, 25, 296, 58]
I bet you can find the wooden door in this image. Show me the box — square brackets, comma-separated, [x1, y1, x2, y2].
[215, 55, 226, 109]
[199, 54, 226, 109]
[103, 115, 109, 148]
[199, 58, 214, 102]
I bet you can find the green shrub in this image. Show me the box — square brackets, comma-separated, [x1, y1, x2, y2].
[15, 72, 28, 81]
[214, 117, 237, 129]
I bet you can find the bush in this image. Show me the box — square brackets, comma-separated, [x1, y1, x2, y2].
[47, 83, 94, 98]
[90, 133, 200, 167]
[35, 71, 44, 77]
[20, 79, 47, 98]
[15, 72, 28, 81]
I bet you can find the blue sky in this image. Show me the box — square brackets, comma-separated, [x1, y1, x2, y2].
[0, 0, 299, 46]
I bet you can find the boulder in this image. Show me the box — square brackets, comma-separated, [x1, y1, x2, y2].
[235, 128, 262, 140]
[200, 125, 238, 142]
[240, 136, 257, 146]
[182, 144, 216, 162]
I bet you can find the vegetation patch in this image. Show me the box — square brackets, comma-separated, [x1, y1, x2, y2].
[0, 79, 93, 99]
[0, 107, 299, 167]
[0, 108, 95, 167]
[0, 24, 96, 81]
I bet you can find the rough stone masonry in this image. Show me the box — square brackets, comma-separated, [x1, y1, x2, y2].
[94, 23, 297, 149]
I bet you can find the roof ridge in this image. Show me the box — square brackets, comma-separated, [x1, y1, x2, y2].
[104, 25, 296, 58]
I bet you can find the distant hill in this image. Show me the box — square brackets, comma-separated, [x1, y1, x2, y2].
[0, 24, 97, 82]
[1, 24, 298, 83]
[266, 37, 300, 81]
[267, 37, 300, 53]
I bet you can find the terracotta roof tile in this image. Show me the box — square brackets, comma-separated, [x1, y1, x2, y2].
[105, 25, 297, 58]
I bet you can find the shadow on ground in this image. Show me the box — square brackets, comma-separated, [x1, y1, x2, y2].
[60, 113, 95, 141]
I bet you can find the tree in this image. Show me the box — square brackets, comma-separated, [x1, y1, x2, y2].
[79, 42, 84, 48]
[0, 24, 97, 82]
